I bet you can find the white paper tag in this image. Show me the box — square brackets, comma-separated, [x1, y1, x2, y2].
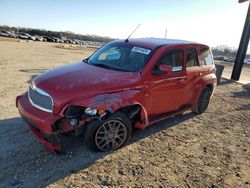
[131, 47, 151, 55]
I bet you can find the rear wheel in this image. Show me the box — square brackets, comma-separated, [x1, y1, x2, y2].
[192, 87, 212, 114]
[84, 112, 132, 152]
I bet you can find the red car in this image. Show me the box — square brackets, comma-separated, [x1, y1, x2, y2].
[16, 38, 217, 152]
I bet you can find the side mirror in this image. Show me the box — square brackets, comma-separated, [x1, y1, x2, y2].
[159, 64, 173, 74]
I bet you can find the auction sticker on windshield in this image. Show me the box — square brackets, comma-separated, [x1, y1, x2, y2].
[131, 46, 151, 55]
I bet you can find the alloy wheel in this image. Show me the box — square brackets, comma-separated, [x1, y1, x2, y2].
[94, 119, 127, 151]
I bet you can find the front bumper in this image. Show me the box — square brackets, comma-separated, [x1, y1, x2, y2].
[16, 93, 62, 152]
[28, 125, 62, 152]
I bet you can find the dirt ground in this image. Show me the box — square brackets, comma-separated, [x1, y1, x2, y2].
[0, 37, 249, 188]
[215, 61, 250, 85]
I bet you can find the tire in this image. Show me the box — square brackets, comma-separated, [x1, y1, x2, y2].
[192, 87, 212, 114]
[84, 112, 132, 152]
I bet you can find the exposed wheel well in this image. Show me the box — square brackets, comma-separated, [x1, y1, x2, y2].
[116, 104, 141, 126]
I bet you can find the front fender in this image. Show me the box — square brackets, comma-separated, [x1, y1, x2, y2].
[60, 89, 150, 128]
[68, 90, 142, 112]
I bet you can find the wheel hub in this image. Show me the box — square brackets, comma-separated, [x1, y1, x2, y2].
[94, 119, 127, 151]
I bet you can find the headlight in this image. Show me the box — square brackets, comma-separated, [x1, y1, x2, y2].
[85, 107, 98, 116]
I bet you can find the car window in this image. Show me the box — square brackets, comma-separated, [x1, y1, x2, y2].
[88, 43, 152, 72]
[201, 48, 214, 66]
[98, 47, 121, 61]
[158, 50, 183, 71]
[186, 48, 199, 67]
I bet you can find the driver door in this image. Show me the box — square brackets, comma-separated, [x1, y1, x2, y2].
[148, 49, 187, 116]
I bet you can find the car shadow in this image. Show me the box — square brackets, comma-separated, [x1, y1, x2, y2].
[0, 112, 196, 187]
[232, 83, 250, 99]
[219, 78, 250, 100]
[218, 78, 235, 86]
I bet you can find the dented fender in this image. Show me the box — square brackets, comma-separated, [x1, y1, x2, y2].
[60, 89, 150, 128]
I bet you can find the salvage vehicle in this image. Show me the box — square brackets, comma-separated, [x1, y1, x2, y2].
[18, 32, 36, 40]
[0, 30, 16, 38]
[16, 38, 217, 152]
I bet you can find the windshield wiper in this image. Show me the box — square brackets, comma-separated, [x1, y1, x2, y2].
[86, 60, 128, 72]
[93, 63, 114, 70]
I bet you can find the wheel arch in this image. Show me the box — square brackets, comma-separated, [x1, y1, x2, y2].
[115, 103, 148, 129]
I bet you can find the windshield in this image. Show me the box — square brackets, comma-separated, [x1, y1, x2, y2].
[87, 42, 152, 72]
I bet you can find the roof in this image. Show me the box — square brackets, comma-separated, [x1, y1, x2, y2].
[115, 38, 199, 49]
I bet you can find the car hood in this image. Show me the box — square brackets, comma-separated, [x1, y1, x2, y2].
[33, 61, 142, 111]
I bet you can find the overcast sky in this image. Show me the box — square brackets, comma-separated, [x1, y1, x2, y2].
[0, 0, 249, 50]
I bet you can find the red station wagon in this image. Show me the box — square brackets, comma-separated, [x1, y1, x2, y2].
[16, 38, 217, 152]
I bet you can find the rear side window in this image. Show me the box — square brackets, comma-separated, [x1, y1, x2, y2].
[158, 50, 184, 71]
[201, 48, 214, 65]
[186, 48, 199, 67]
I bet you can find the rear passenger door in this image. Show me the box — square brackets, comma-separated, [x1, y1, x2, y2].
[184, 47, 204, 105]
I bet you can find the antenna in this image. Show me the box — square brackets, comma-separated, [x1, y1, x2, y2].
[125, 24, 141, 42]
[165, 28, 167, 38]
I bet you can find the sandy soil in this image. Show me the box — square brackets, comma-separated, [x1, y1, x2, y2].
[0, 37, 249, 188]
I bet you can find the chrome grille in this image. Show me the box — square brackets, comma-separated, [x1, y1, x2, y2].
[28, 85, 53, 113]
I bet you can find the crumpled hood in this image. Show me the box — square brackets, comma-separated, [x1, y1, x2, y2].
[33, 61, 142, 111]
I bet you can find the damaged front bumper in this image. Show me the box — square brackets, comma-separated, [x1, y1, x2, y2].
[28, 125, 62, 153]
[16, 93, 64, 152]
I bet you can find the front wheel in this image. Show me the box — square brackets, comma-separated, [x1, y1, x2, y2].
[192, 87, 212, 114]
[84, 112, 132, 152]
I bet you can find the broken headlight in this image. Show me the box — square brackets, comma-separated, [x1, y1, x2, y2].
[84, 107, 98, 116]
[64, 105, 85, 118]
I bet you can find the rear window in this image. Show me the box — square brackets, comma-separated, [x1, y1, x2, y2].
[201, 48, 214, 66]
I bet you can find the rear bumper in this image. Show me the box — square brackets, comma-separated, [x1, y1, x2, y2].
[16, 93, 62, 152]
